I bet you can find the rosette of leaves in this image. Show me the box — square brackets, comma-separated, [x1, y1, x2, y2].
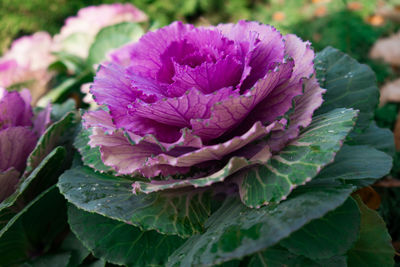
[58, 21, 395, 266]
[0, 95, 79, 266]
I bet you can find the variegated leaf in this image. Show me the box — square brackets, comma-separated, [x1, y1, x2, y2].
[239, 108, 357, 207]
[58, 166, 211, 238]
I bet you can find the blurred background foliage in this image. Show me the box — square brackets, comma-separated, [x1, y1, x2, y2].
[1, 0, 400, 83]
[2, 0, 400, 260]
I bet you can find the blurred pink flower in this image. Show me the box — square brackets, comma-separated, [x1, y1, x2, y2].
[53, 3, 148, 58]
[0, 32, 55, 102]
[0, 88, 51, 201]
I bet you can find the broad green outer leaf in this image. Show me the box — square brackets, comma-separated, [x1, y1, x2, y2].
[74, 127, 112, 173]
[60, 232, 90, 267]
[85, 260, 106, 267]
[68, 205, 185, 266]
[315, 46, 379, 130]
[248, 246, 347, 267]
[167, 182, 354, 267]
[24, 112, 77, 176]
[0, 147, 66, 230]
[347, 197, 395, 267]
[0, 186, 67, 266]
[88, 22, 144, 66]
[239, 108, 357, 207]
[58, 166, 211, 238]
[346, 121, 395, 157]
[57, 32, 92, 57]
[22, 252, 71, 267]
[316, 145, 392, 185]
[49, 51, 88, 74]
[280, 197, 360, 260]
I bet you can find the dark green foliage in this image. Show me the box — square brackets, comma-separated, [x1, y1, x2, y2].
[375, 103, 399, 130]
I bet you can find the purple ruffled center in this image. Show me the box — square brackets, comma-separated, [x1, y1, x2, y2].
[92, 22, 288, 143]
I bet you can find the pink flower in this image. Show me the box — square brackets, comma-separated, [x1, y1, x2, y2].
[0, 32, 54, 102]
[53, 3, 148, 58]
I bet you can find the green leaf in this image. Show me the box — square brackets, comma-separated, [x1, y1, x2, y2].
[0, 186, 67, 266]
[57, 32, 92, 58]
[134, 156, 250, 193]
[68, 205, 185, 266]
[58, 166, 211, 238]
[88, 22, 144, 66]
[315, 145, 392, 187]
[60, 232, 90, 267]
[24, 112, 77, 176]
[51, 99, 76, 122]
[22, 252, 71, 267]
[167, 182, 354, 266]
[37, 78, 77, 108]
[346, 121, 395, 157]
[315, 46, 379, 130]
[84, 259, 106, 267]
[347, 197, 395, 267]
[239, 108, 357, 207]
[248, 245, 347, 267]
[74, 127, 112, 173]
[280, 197, 360, 260]
[49, 51, 88, 74]
[0, 147, 66, 230]
[375, 103, 398, 129]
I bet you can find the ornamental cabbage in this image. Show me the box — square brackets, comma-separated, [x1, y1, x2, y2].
[83, 20, 326, 203]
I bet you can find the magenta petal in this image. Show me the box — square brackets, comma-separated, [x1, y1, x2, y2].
[83, 109, 116, 133]
[123, 22, 194, 79]
[265, 35, 325, 151]
[217, 21, 285, 90]
[145, 121, 278, 168]
[126, 127, 203, 151]
[85, 110, 203, 151]
[0, 127, 37, 172]
[268, 75, 325, 151]
[0, 168, 20, 202]
[284, 34, 315, 82]
[91, 64, 179, 141]
[90, 129, 157, 175]
[191, 61, 293, 140]
[0, 90, 33, 129]
[85, 109, 203, 155]
[128, 71, 165, 99]
[134, 87, 239, 128]
[170, 55, 243, 95]
[91, 63, 135, 108]
[246, 34, 316, 128]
